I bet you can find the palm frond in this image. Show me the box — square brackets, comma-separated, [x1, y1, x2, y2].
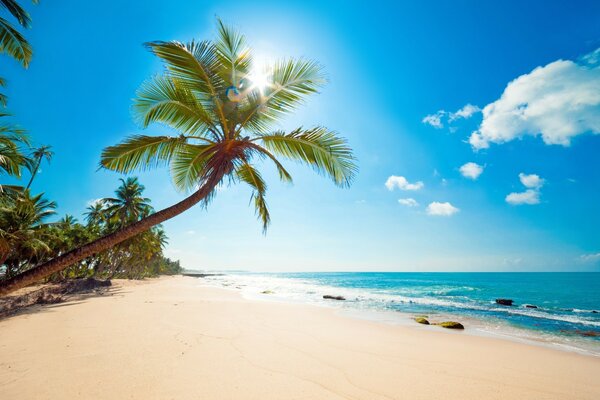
[246, 142, 292, 184]
[133, 74, 219, 138]
[238, 58, 325, 132]
[0, 0, 32, 28]
[100, 134, 188, 173]
[214, 18, 252, 86]
[0, 16, 32, 67]
[256, 127, 357, 187]
[169, 143, 218, 192]
[236, 162, 270, 232]
[145, 40, 229, 133]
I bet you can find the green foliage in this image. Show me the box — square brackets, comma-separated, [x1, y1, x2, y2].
[0, 177, 183, 281]
[0, 0, 40, 104]
[100, 18, 357, 232]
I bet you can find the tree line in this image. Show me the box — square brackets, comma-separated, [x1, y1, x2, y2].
[0, 1, 182, 283]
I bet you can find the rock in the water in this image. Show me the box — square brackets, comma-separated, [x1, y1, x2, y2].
[261, 290, 274, 294]
[561, 329, 600, 337]
[524, 304, 538, 309]
[436, 321, 464, 330]
[323, 295, 346, 301]
[414, 317, 430, 325]
[592, 310, 598, 314]
[496, 298, 514, 306]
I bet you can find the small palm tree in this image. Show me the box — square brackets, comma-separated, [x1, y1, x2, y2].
[0, 111, 29, 184]
[104, 177, 152, 226]
[0, 0, 39, 105]
[25, 144, 53, 189]
[0, 189, 56, 277]
[0, 19, 357, 295]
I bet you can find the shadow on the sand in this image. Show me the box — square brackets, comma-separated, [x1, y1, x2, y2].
[0, 280, 124, 321]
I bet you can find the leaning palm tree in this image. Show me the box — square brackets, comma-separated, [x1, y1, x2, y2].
[25, 144, 52, 189]
[0, 19, 357, 295]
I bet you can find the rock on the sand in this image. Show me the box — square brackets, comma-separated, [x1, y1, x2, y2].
[323, 295, 346, 301]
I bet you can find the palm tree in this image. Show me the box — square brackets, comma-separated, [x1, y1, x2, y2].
[104, 177, 152, 226]
[0, 111, 29, 184]
[0, 189, 55, 277]
[25, 144, 52, 189]
[0, 19, 357, 295]
[84, 200, 107, 227]
[0, 0, 39, 105]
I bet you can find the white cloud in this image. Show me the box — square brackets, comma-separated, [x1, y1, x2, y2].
[459, 162, 484, 180]
[506, 172, 545, 205]
[422, 111, 445, 128]
[426, 202, 459, 216]
[385, 176, 424, 191]
[423, 104, 481, 129]
[86, 198, 104, 207]
[469, 48, 600, 150]
[519, 173, 544, 189]
[505, 189, 540, 205]
[449, 104, 481, 121]
[186, 230, 196, 235]
[579, 253, 600, 263]
[398, 198, 419, 207]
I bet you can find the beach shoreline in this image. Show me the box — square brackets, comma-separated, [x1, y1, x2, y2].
[1, 275, 599, 399]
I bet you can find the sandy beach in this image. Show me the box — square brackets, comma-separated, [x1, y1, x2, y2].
[1, 275, 599, 400]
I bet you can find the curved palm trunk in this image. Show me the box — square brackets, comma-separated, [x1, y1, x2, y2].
[0, 175, 221, 296]
[25, 156, 42, 190]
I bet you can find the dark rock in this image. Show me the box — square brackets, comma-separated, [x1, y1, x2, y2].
[182, 273, 224, 278]
[436, 321, 464, 330]
[592, 310, 598, 314]
[261, 290, 274, 294]
[323, 295, 346, 301]
[524, 304, 538, 309]
[561, 329, 600, 337]
[414, 317, 429, 325]
[496, 298, 514, 306]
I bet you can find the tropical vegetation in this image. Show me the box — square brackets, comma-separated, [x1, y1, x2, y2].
[0, 18, 356, 295]
[0, 177, 182, 281]
[0, 0, 39, 105]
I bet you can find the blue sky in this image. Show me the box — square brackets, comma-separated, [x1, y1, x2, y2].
[4, 0, 600, 271]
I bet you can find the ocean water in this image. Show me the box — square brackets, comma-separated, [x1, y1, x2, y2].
[199, 272, 600, 356]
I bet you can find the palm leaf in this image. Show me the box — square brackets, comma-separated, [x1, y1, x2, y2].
[246, 142, 292, 184]
[0, 0, 33, 28]
[145, 40, 229, 133]
[133, 74, 218, 137]
[256, 127, 357, 187]
[236, 162, 270, 232]
[238, 58, 325, 132]
[100, 134, 188, 173]
[169, 143, 219, 192]
[214, 18, 252, 86]
[0, 16, 32, 67]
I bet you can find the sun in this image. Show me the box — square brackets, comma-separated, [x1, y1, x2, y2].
[246, 58, 271, 94]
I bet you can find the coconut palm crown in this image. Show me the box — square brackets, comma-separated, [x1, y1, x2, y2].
[0, 19, 357, 295]
[101, 19, 357, 230]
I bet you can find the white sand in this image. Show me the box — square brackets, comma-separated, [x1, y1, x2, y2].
[1, 275, 599, 399]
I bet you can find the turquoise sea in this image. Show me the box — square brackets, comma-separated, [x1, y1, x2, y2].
[201, 272, 600, 355]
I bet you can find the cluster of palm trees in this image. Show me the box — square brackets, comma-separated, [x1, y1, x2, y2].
[0, 174, 182, 281]
[0, 17, 357, 296]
